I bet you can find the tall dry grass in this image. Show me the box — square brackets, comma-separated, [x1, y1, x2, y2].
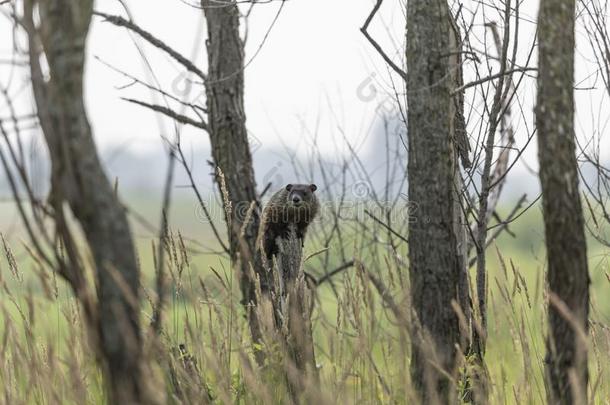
[0, 208, 609, 404]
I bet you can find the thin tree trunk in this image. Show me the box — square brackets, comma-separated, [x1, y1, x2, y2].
[201, 0, 266, 362]
[448, 13, 472, 350]
[406, 1, 464, 402]
[24, 0, 147, 403]
[536, 0, 590, 403]
[448, 15, 488, 404]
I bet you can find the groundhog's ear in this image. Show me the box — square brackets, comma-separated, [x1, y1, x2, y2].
[286, 184, 293, 191]
[309, 184, 317, 192]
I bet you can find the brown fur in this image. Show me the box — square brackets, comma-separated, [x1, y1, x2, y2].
[257, 184, 319, 263]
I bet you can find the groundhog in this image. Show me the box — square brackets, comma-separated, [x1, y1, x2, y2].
[258, 184, 319, 262]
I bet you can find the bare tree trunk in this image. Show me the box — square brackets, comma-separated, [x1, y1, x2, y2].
[448, 13, 472, 350]
[536, 0, 590, 403]
[448, 15, 488, 404]
[201, 0, 266, 362]
[406, 1, 464, 402]
[23, 0, 148, 403]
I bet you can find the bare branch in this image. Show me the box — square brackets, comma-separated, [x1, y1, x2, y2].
[451, 67, 537, 94]
[360, 0, 407, 81]
[313, 260, 355, 287]
[473, 0, 513, 354]
[121, 97, 208, 130]
[177, 146, 230, 255]
[364, 209, 408, 244]
[468, 194, 529, 268]
[93, 11, 207, 81]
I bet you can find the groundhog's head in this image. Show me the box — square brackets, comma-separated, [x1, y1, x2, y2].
[285, 184, 317, 207]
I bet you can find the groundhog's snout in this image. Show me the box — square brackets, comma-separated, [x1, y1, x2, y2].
[292, 194, 303, 204]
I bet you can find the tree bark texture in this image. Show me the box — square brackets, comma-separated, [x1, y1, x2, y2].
[406, 0, 464, 403]
[536, 0, 590, 403]
[448, 14, 472, 351]
[448, 15, 488, 403]
[25, 0, 147, 403]
[201, 0, 266, 361]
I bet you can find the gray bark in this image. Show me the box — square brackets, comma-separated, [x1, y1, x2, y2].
[201, 0, 266, 361]
[448, 14, 472, 349]
[406, 1, 465, 402]
[536, 0, 590, 403]
[24, 0, 147, 403]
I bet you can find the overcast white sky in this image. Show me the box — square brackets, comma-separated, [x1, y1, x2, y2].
[84, 0, 405, 156]
[1, 0, 609, 189]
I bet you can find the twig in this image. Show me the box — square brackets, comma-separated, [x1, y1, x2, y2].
[360, 0, 407, 81]
[258, 182, 272, 200]
[473, 0, 513, 353]
[95, 56, 207, 115]
[121, 98, 208, 130]
[314, 260, 355, 286]
[451, 67, 536, 94]
[93, 12, 207, 81]
[364, 210, 408, 244]
[364, 266, 408, 327]
[468, 194, 528, 268]
[176, 146, 230, 255]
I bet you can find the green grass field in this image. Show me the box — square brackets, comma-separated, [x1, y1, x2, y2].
[0, 195, 608, 404]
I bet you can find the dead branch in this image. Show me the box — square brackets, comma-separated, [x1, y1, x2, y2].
[121, 97, 208, 130]
[313, 260, 355, 287]
[93, 11, 207, 81]
[360, 0, 407, 81]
